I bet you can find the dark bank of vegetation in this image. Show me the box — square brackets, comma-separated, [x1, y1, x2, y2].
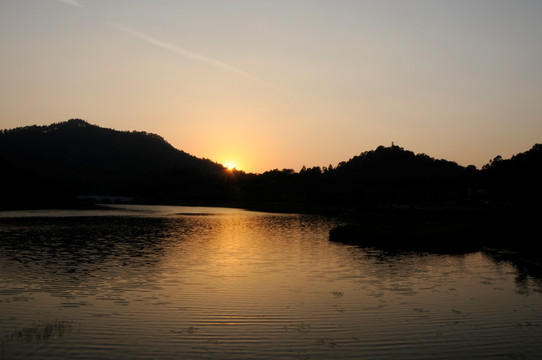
[329, 207, 539, 252]
[1, 119, 541, 254]
[0, 119, 227, 208]
[328, 144, 542, 256]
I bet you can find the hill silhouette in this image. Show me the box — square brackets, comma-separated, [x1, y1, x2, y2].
[1, 119, 540, 213]
[327, 144, 542, 253]
[0, 119, 229, 208]
[480, 144, 542, 207]
[233, 144, 476, 212]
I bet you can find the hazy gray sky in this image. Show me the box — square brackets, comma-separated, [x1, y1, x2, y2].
[1, 0, 541, 172]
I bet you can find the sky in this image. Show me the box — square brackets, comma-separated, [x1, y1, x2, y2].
[1, 0, 541, 173]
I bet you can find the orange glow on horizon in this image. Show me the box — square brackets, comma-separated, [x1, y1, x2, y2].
[224, 162, 237, 171]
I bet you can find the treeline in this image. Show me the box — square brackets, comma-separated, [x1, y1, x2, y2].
[1, 119, 540, 213]
[0, 119, 225, 208]
[328, 145, 542, 252]
[232, 145, 473, 211]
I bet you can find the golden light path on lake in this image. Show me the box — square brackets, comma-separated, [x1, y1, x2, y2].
[0, 204, 541, 359]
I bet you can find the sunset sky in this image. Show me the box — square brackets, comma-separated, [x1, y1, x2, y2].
[1, 1, 541, 173]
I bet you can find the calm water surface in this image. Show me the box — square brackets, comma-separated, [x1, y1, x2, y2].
[1, 205, 541, 359]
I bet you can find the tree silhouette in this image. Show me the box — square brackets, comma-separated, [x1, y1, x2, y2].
[2, 119, 540, 213]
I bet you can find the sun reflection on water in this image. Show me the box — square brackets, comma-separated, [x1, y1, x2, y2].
[0, 208, 541, 359]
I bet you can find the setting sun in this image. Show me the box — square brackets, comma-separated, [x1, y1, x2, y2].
[224, 162, 237, 171]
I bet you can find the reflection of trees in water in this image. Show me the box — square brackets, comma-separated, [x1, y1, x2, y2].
[0, 216, 187, 299]
[335, 246, 471, 297]
[483, 250, 542, 294]
[0, 214, 330, 292]
[0, 216, 173, 267]
[347, 245, 473, 271]
[342, 244, 542, 294]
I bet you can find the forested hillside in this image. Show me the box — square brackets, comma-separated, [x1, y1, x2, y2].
[1, 119, 540, 212]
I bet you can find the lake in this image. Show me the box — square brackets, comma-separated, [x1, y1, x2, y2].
[1, 205, 541, 359]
